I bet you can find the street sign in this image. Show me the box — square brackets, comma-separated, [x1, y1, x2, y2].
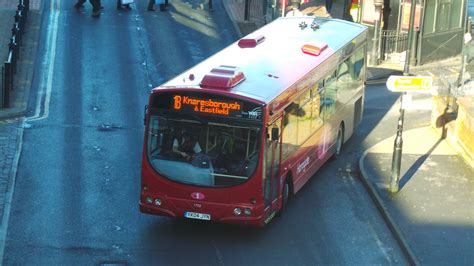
[386, 75, 433, 93]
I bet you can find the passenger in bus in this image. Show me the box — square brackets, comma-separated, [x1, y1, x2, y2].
[159, 128, 175, 156]
[172, 131, 202, 161]
[213, 133, 233, 171]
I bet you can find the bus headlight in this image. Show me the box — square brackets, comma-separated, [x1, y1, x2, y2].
[244, 208, 252, 216]
[145, 196, 153, 204]
[233, 208, 242, 216]
[154, 198, 162, 206]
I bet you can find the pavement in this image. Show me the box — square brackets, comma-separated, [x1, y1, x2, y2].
[0, 0, 472, 265]
[0, 0, 41, 119]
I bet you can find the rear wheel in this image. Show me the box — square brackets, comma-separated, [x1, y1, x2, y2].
[332, 125, 343, 160]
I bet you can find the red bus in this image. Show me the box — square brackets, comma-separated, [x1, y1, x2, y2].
[140, 17, 368, 227]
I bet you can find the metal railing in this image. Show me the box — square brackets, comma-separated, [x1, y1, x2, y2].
[379, 30, 408, 61]
[244, 0, 268, 25]
[1, 0, 29, 108]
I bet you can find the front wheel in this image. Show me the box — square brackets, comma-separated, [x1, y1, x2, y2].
[278, 180, 290, 217]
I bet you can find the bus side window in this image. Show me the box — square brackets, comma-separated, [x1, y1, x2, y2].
[282, 103, 299, 160]
[322, 72, 337, 120]
[338, 58, 351, 86]
[297, 90, 312, 145]
[338, 46, 365, 103]
[311, 84, 323, 132]
[352, 46, 365, 81]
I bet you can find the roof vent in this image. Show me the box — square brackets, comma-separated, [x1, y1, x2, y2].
[238, 35, 265, 48]
[301, 42, 328, 56]
[200, 65, 245, 89]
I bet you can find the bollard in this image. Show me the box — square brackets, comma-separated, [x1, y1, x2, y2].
[12, 23, 21, 47]
[1, 66, 4, 108]
[23, 0, 30, 13]
[9, 37, 18, 75]
[15, 10, 24, 34]
[1, 0, 31, 108]
[3, 60, 12, 108]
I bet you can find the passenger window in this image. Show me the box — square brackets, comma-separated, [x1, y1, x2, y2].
[311, 85, 323, 132]
[297, 91, 312, 145]
[322, 72, 337, 120]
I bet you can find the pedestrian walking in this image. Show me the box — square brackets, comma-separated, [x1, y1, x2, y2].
[288, 0, 300, 10]
[148, 0, 156, 11]
[325, 0, 333, 14]
[74, 0, 86, 9]
[117, 0, 132, 11]
[343, 0, 353, 21]
[91, 0, 101, 17]
[149, 0, 169, 11]
[74, 0, 102, 17]
[285, 0, 306, 16]
[208, 0, 213, 12]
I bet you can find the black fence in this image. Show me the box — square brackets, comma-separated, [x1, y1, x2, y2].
[244, 0, 268, 24]
[1, 0, 29, 108]
[380, 30, 408, 61]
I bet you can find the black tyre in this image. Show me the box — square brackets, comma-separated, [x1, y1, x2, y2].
[278, 180, 290, 216]
[332, 125, 343, 160]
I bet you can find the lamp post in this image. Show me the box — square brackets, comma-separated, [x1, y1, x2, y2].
[370, 0, 384, 65]
[388, 0, 417, 194]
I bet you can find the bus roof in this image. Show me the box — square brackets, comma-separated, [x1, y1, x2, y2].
[156, 17, 368, 104]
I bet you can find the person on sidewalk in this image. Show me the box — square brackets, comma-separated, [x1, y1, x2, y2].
[289, 0, 301, 10]
[325, 0, 333, 14]
[149, 0, 169, 11]
[343, 0, 354, 21]
[117, 0, 132, 11]
[148, 0, 156, 11]
[91, 0, 101, 17]
[208, 0, 213, 12]
[286, 0, 305, 16]
[74, 0, 102, 16]
[74, 0, 86, 9]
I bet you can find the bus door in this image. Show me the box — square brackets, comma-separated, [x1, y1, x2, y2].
[263, 118, 282, 222]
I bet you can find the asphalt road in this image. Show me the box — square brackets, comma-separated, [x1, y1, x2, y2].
[2, 0, 413, 264]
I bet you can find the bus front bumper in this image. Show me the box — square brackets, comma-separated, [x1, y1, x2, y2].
[139, 201, 265, 227]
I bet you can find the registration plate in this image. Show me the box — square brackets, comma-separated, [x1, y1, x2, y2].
[184, 211, 211, 221]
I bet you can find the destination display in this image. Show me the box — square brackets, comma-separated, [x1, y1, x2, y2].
[152, 91, 263, 121]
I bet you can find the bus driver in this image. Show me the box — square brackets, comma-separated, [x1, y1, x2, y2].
[172, 131, 202, 161]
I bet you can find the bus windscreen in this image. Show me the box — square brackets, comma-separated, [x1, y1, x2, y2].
[147, 92, 263, 187]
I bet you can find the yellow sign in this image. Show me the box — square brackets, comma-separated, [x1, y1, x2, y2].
[386, 75, 433, 93]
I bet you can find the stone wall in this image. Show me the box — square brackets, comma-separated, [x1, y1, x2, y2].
[431, 96, 474, 168]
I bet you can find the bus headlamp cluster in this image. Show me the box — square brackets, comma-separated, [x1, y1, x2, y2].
[145, 196, 162, 206]
[234, 207, 252, 216]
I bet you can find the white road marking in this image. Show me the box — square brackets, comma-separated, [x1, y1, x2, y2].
[27, 0, 60, 121]
[0, 0, 60, 261]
